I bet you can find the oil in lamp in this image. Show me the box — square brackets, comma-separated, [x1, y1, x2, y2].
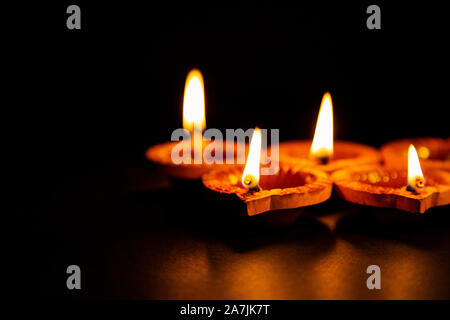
[279, 92, 381, 173]
[146, 69, 243, 179]
[202, 127, 333, 226]
[381, 137, 450, 172]
[332, 144, 450, 213]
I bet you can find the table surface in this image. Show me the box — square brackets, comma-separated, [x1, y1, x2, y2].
[33, 156, 450, 299]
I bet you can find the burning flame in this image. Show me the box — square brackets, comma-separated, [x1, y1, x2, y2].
[242, 128, 262, 190]
[310, 92, 334, 161]
[407, 144, 425, 192]
[183, 69, 206, 134]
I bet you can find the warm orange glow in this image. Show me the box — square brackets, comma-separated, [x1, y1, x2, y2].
[242, 128, 262, 190]
[310, 92, 333, 161]
[408, 144, 425, 191]
[182, 69, 206, 134]
[418, 146, 430, 159]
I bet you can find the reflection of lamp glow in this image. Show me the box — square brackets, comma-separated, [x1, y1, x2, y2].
[418, 146, 430, 159]
[407, 144, 425, 192]
[242, 128, 262, 191]
[310, 92, 333, 163]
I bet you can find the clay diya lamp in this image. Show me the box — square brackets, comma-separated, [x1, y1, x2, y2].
[202, 128, 333, 227]
[279, 92, 381, 173]
[381, 137, 450, 172]
[146, 69, 244, 181]
[332, 144, 450, 213]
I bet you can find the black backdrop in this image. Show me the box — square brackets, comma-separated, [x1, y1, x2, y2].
[15, 1, 449, 190]
[10, 1, 450, 299]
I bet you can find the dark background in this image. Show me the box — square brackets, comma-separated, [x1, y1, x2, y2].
[14, 1, 449, 194]
[11, 1, 450, 299]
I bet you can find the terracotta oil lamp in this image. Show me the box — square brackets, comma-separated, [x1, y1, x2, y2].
[279, 92, 381, 173]
[332, 144, 450, 213]
[381, 137, 450, 172]
[202, 127, 333, 226]
[146, 69, 243, 179]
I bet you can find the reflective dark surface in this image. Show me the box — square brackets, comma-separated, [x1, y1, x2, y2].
[33, 157, 450, 299]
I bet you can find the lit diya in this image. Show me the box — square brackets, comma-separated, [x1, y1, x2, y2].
[146, 69, 244, 179]
[279, 92, 381, 173]
[332, 144, 450, 213]
[202, 127, 333, 225]
[381, 137, 450, 172]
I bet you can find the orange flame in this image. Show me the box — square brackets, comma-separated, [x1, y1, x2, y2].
[242, 128, 262, 190]
[183, 69, 206, 134]
[407, 144, 425, 192]
[310, 92, 333, 161]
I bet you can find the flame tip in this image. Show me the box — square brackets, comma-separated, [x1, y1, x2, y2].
[187, 68, 203, 76]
